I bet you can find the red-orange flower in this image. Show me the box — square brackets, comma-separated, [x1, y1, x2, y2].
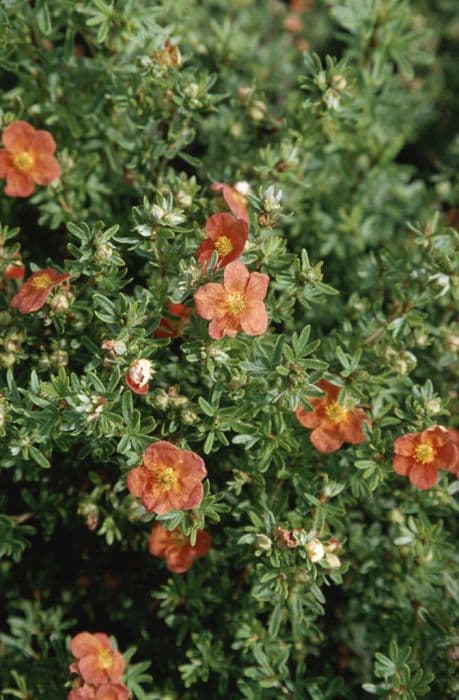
[125, 359, 153, 395]
[194, 260, 269, 340]
[0, 120, 60, 197]
[296, 380, 369, 453]
[198, 212, 248, 270]
[211, 182, 249, 223]
[68, 684, 129, 700]
[127, 440, 206, 514]
[5, 252, 25, 280]
[70, 633, 125, 686]
[155, 302, 192, 338]
[148, 523, 211, 573]
[393, 426, 459, 489]
[10, 268, 70, 314]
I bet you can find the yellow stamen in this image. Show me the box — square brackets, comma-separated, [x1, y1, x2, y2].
[156, 467, 178, 492]
[215, 235, 233, 258]
[325, 401, 348, 423]
[226, 292, 247, 316]
[31, 274, 53, 290]
[414, 442, 435, 464]
[98, 648, 112, 670]
[13, 151, 34, 173]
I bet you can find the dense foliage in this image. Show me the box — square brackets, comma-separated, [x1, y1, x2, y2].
[1, 1, 459, 698]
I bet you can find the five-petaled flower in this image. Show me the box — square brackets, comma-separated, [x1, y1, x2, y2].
[10, 268, 70, 314]
[155, 302, 192, 339]
[69, 633, 125, 686]
[198, 212, 248, 270]
[0, 120, 60, 197]
[194, 260, 269, 340]
[393, 425, 459, 489]
[211, 182, 249, 223]
[296, 380, 369, 453]
[127, 440, 206, 514]
[148, 523, 211, 573]
[126, 359, 153, 395]
[68, 684, 130, 700]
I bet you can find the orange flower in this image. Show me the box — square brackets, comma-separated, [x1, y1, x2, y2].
[296, 380, 369, 453]
[69, 633, 125, 686]
[148, 523, 211, 573]
[68, 684, 129, 700]
[211, 182, 249, 223]
[5, 252, 25, 280]
[393, 426, 459, 489]
[10, 268, 70, 314]
[194, 260, 269, 339]
[125, 359, 153, 395]
[198, 212, 248, 270]
[0, 120, 60, 197]
[155, 302, 192, 338]
[127, 440, 206, 514]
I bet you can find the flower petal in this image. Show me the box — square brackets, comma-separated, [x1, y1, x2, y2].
[246, 271, 269, 301]
[310, 424, 343, 453]
[240, 300, 268, 336]
[205, 212, 237, 240]
[29, 153, 60, 185]
[31, 129, 57, 155]
[295, 406, 321, 429]
[0, 150, 12, 177]
[409, 463, 438, 490]
[194, 283, 227, 320]
[126, 466, 148, 498]
[340, 409, 367, 445]
[209, 313, 240, 339]
[223, 260, 250, 294]
[2, 120, 36, 152]
[4, 169, 35, 197]
[392, 455, 411, 476]
[394, 433, 418, 457]
[71, 632, 101, 659]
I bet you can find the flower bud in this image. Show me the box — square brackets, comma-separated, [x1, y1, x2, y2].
[49, 291, 70, 312]
[126, 359, 153, 395]
[256, 534, 273, 553]
[326, 553, 341, 568]
[249, 100, 266, 121]
[152, 389, 169, 410]
[176, 190, 192, 208]
[306, 538, 325, 563]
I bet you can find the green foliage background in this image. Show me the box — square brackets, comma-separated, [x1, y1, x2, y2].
[1, 0, 458, 698]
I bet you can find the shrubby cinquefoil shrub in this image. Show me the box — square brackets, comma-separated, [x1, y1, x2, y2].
[1, 1, 458, 698]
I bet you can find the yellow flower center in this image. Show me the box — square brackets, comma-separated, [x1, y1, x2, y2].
[214, 235, 233, 258]
[98, 648, 112, 670]
[156, 466, 178, 492]
[13, 151, 34, 173]
[31, 273, 53, 289]
[226, 292, 247, 316]
[325, 401, 348, 423]
[414, 442, 435, 464]
[233, 192, 247, 206]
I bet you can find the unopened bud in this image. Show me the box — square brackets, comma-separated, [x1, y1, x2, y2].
[250, 100, 266, 121]
[49, 291, 70, 312]
[326, 553, 341, 568]
[306, 538, 325, 563]
[256, 534, 273, 553]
